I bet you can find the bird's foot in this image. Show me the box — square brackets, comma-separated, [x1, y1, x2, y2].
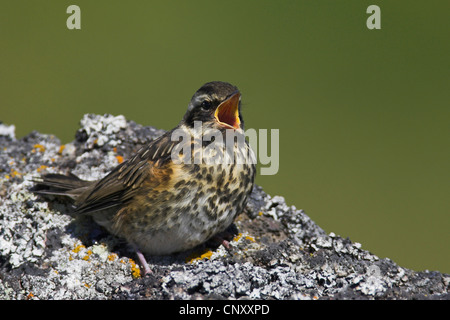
[134, 247, 152, 276]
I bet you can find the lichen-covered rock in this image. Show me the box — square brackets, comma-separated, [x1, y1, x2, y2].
[0, 115, 448, 300]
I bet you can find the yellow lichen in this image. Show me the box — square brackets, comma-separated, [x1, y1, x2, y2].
[233, 233, 243, 242]
[186, 250, 214, 264]
[36, 165, 48, 172]
[72, 244, 85, 253]
[33, 144, 45, 152]
[200, 250, 213, 260]
[231, 232, 255, 244]
[129, 259, 141, 278]
[108, 253, 118, 262]
[82, 249, 93, 261]
[58, 145, 66, 155]
[7, 169, 21, 179]
[245, 235, 256, 242]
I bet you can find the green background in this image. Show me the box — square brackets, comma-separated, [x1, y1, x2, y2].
[1, 1, 449, 273]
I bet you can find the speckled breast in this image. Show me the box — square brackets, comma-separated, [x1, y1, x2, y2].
[111, 141, 256, 255]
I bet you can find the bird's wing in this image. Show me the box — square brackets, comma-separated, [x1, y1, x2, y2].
[74, 130, 179, 214]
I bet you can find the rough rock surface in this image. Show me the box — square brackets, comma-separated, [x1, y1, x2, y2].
[0, 115, 448, 300]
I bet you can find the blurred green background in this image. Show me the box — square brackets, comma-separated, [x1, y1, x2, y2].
[1, 1, 449, 273]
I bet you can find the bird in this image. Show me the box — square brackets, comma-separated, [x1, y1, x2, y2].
[34, 81, 256, 275]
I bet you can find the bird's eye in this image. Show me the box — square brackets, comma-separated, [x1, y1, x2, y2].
[200, 100, 213, 110]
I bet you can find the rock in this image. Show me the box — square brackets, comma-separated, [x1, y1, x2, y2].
[0, 114, 448, 300]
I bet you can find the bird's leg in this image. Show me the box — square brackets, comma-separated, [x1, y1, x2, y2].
[133, 246, 152, 276]
[219, 238, 231, 250]
[210, 233, 233, 253]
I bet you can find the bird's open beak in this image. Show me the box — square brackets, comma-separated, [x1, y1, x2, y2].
[214, 92, 241, 129]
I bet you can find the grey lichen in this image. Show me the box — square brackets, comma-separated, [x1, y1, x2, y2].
[0, 115, 448, 300]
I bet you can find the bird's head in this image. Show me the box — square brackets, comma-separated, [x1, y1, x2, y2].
[183, 81, 244, 132]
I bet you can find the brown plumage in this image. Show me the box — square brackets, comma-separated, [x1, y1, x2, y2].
[34, 81, 256, 274]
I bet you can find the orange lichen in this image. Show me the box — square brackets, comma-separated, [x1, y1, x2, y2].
[116, 155, 124, 164]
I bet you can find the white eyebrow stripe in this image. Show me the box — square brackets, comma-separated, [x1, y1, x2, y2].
[194, 94, 211, 103]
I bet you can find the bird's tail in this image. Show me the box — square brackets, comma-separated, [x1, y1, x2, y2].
[33, 173, 92, 199]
